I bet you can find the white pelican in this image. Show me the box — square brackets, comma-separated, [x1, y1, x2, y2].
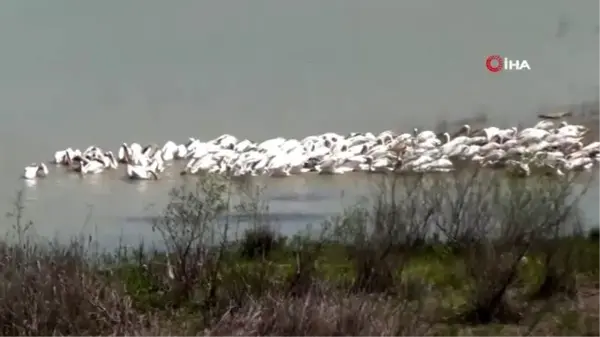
[126, 160, 161, 180]
[23, 163, 49, 180]
[80, 158, 106, 175]
[99, 152, 119, 169]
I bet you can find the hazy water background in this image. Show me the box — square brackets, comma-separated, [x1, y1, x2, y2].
[0, 0, 597, 248]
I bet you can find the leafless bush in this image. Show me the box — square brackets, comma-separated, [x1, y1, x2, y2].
[150, 175, 241, 316]
[234, 182, 285, 260]
[284, 229, 330, 297]
[4, 189, 34, 244]
[208, 286, 434, 336]
[414, 169, 590, 324]
[530, 210, 588, 299]
[0, 198, 161, 335]
[150, 175, 295, 325]
[526, 174, 593, 300]
[0, 242, 165, 335]
[331, 173, 435, 294]
[333, 168, 590, 325]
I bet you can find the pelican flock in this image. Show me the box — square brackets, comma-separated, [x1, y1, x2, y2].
[22, 120, 600, 181]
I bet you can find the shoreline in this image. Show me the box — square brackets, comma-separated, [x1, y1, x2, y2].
[1, 171, 598, 335]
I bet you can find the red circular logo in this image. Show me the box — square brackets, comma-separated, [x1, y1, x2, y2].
[485, 55, 503, 73]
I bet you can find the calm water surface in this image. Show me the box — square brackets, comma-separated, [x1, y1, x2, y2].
[0, 1, 597, 248]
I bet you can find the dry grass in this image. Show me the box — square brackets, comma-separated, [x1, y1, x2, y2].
[0, 170, 597, 336]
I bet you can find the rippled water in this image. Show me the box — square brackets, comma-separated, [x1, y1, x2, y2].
[0, 1, 597, 248]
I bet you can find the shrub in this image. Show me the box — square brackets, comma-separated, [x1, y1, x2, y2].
[239, 225, 282, 260]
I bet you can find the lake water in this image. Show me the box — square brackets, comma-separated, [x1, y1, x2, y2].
[0, 1, 598, 248]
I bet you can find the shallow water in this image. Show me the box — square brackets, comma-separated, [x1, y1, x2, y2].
[0, 1, 598, 248]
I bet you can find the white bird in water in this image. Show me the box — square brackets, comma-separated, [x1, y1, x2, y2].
[126, 159, 161, 180]
[23, 163, 49, 180]
[21, 118, 599, 186]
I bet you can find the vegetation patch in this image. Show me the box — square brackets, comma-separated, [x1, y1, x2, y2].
[0, 170, 597, 335]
